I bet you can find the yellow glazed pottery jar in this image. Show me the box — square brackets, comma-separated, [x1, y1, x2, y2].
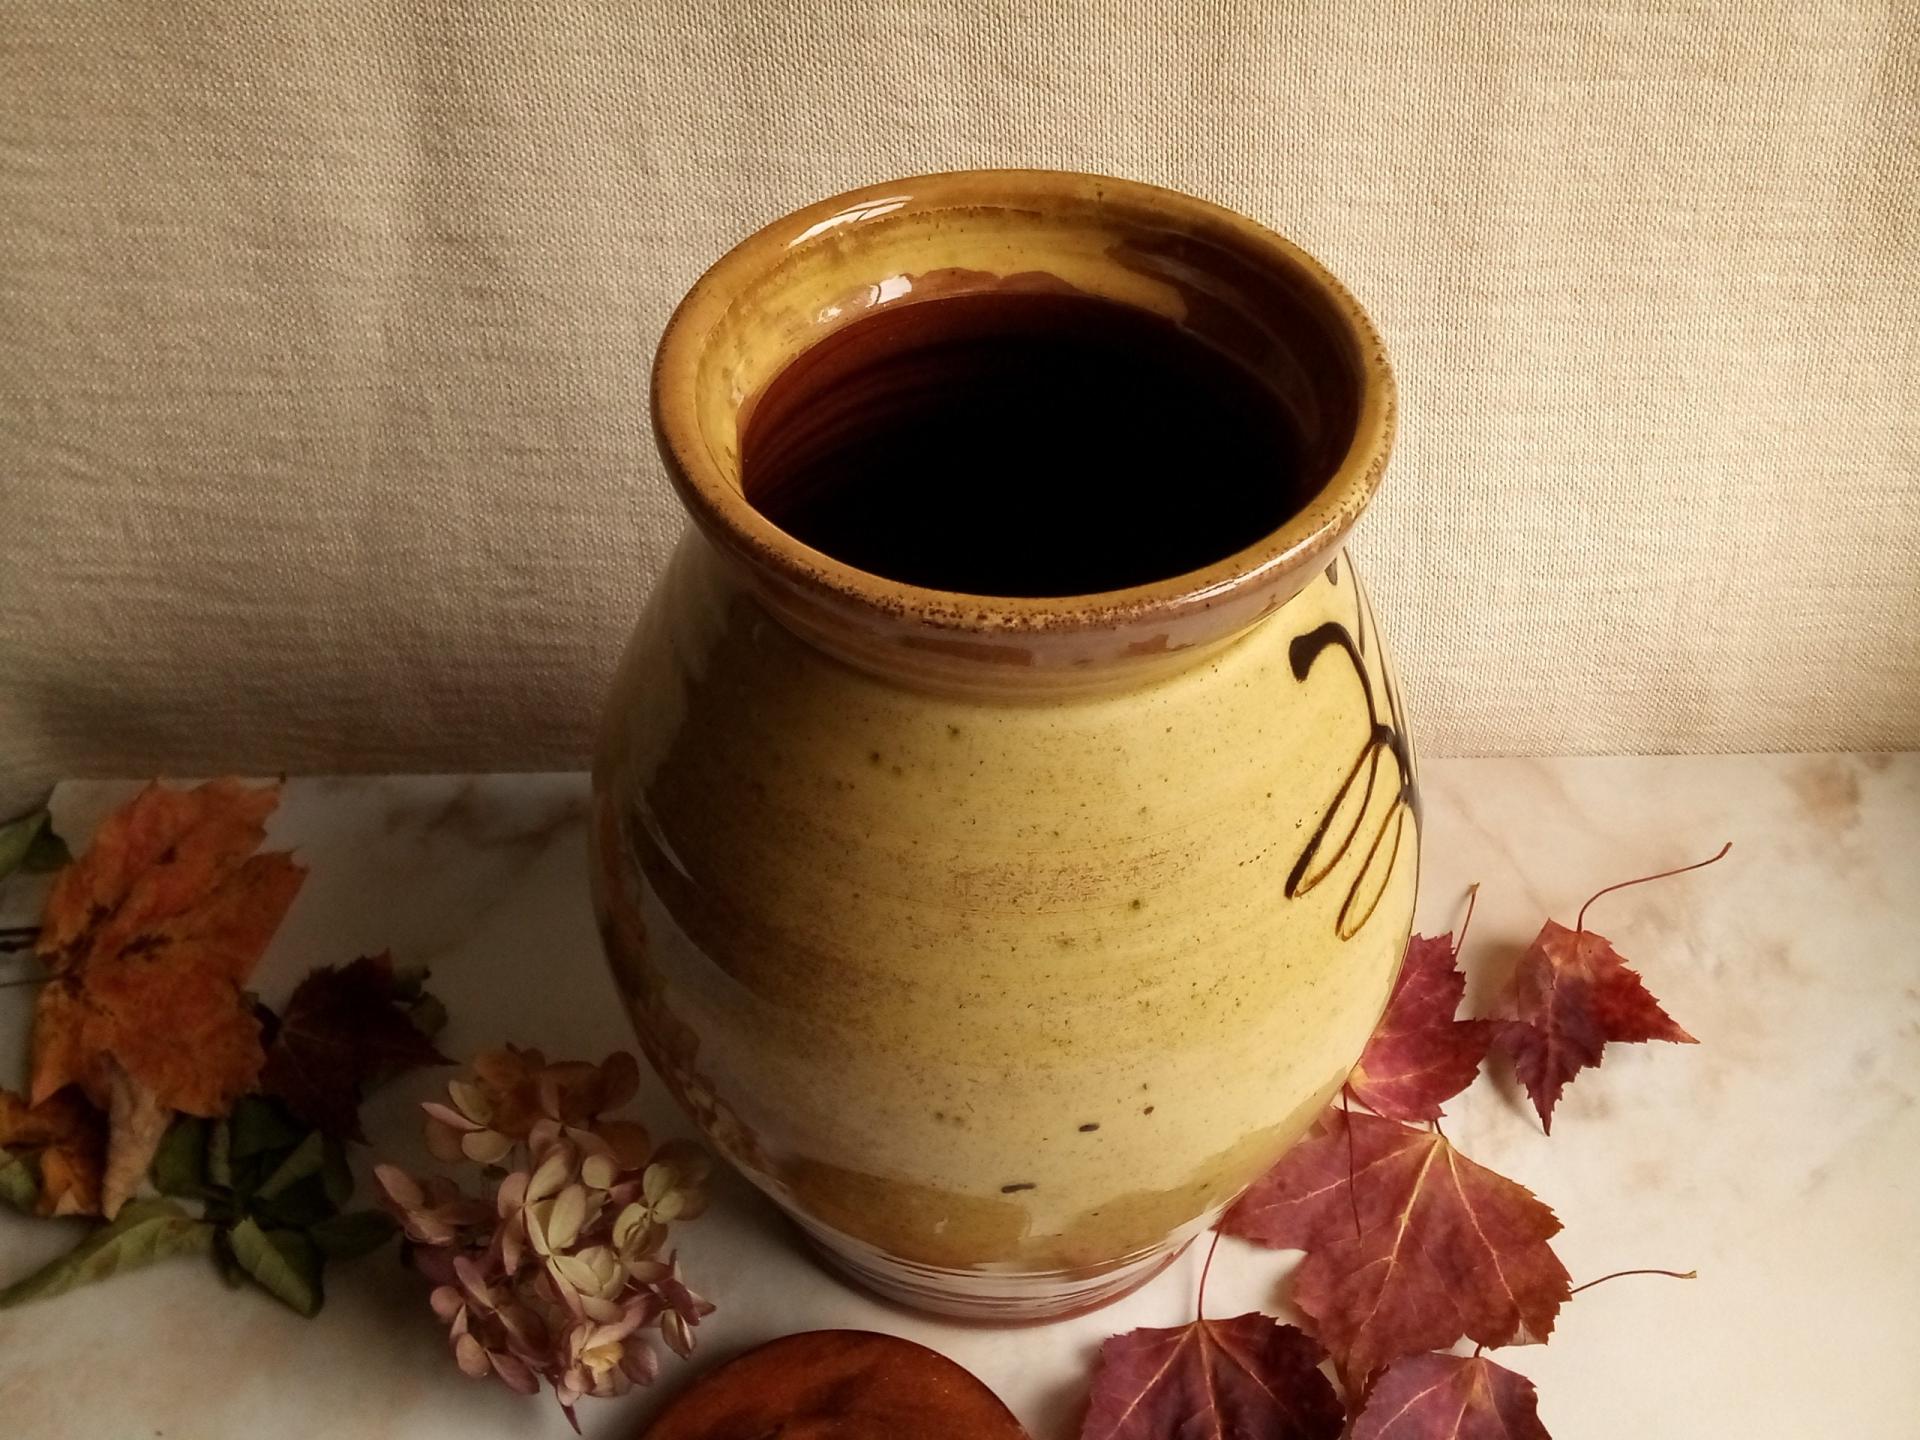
[591, 171, 1416, 1321]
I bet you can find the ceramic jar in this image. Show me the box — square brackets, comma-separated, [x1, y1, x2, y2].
[591, 171, 1415, 1320]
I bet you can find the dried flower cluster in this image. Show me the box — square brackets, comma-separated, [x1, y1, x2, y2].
[376, 1046, 713, 1428]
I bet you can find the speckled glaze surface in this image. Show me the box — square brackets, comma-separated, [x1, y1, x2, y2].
[591, 172, 1416, 1320]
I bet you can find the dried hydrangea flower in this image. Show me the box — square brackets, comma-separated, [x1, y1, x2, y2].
[631, 1251, 715, 1360]
[425, 1047, 651, 1171]
[377, 1048, 713, 1431]
[374, 1164, 492, 1246]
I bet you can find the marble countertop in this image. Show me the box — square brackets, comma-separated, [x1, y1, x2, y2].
[1, 755, 1915, 1437]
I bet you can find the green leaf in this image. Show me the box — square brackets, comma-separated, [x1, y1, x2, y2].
[21, 828, 70, 874]
[256, 1132, 325, 1201]
[403, 991, 449, 1043]
[229, 1095, 305, 1161]
[207, 1119, 234, 1190]
[320, 1137, 353, 1210]
[0, 1149, 41, 1212]
[212, 1230, 247, 1289]
[0, 810, 49, 882]
[0, 1199, 214, 1308]
[252, 1175, 335, 1230]
[151, 1116, 210, 1198]
[226, 1217, 322, 1317]
[307, 1209, 397, 1261]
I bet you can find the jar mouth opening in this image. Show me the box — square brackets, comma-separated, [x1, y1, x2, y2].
[651, 170, 1395, 648]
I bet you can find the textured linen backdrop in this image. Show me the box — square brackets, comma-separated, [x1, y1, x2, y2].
[2, 2, 1916, 809]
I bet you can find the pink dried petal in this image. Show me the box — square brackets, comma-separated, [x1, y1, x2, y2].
[527, 1143, 574, 1203]
[412, 1245, 458, 1287]
[660, 1310, 694, 1359]
[407, 1214, 457, 1246]
[593, 1305, 647, 1347]
[489, 1349, 539, 1396]
[620, 1339, 658, 1385]
[579, 1293, 624, 1323]
[446, 1080, 493, 1126]
[592, 1120, 652, 1171]
[541, 1061, 604, 1124]
[429, 1285, 465, 1322]
[461, 1129, 515, 1166]
[473, 1044, 542, 1090]
[654, 1253, 716, 1324]
[651, 1139, 711, 1183]
[498, 1213, 527, 1274]
[640, 1162, 675, 1207]
[546, 1184, 589, 1251]
[423, 1118, 469, 1164]
[545, 1259, 587, 1318]
[549, 1252, 603, 1296]
[373, 1164, 424, 1211]
[626, 1287, 666, 1327]
[496, 1169, 530, 1216]
[421, 1101, 481, 1134]
[453, 1255, 512, 1316]
[580, 1153, 617, 1192]
[495, 1299, 549, 1354]
[453, 1332, 491, 1379]
[527, 1117, 564, 1158]
[626, 1257, 668, 1286]
[526, 1210, 553, 1259]
[597, 1052, 640, 1110]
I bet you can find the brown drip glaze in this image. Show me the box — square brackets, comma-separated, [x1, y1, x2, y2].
[1284, 578, 1419, 939]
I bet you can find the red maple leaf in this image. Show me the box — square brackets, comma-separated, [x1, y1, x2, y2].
[1350, 1353, 1550, 1439]
[260, 953, 449, 1141]
[1349, 929, 1491, 1121]
[1220, 1108, 1569, 1385]
[1082, 1240, 1344, 1440]
[1490, 845, 1724, 1133]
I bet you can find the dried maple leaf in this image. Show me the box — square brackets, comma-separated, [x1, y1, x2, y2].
[1349, 929, 1492, 1121]
[1220, 1107, 1570, 1386]
[28, 779, 305, 1212]
[1350, 1353, 1550, 1439]
[0, 1087, 105, 1216]
[260, 954, 450, 1141]
[641, 1329, 1029, 1440]
[1492, 920, 1695, 1133]
[1489, 846, 1724, 1134]
[1083, 1312, 1344, 1440]
[101, 1056, 172, 1217]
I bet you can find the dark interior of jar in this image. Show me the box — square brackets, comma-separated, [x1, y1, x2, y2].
[737, 240, 1364, 599]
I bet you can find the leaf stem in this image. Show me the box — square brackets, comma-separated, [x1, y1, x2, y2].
[1196, 1230, 1223, 1324]
[1568, 1267, 1698, 1297]
[1341, 1085, 1361, 1240]
[1576, 843, 1731, 935]
[1453, 883, 1481, 957]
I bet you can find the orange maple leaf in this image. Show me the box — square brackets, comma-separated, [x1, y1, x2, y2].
[0, 1087, 106, 1217]
[27, 779, 305, 1213]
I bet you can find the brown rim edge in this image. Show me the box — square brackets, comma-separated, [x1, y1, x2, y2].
[650, 169, 1397, 638]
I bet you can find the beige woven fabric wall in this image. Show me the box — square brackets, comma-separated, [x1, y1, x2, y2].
[2, 1, 1916, 808]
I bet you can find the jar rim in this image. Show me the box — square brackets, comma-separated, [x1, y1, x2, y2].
[650, 169, 1396, 682]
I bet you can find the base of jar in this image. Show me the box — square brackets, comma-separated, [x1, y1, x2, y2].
[789, 1210, 1202, 1323]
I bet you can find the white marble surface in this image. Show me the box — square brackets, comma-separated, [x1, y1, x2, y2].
[0, 756, 1915, 1438]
